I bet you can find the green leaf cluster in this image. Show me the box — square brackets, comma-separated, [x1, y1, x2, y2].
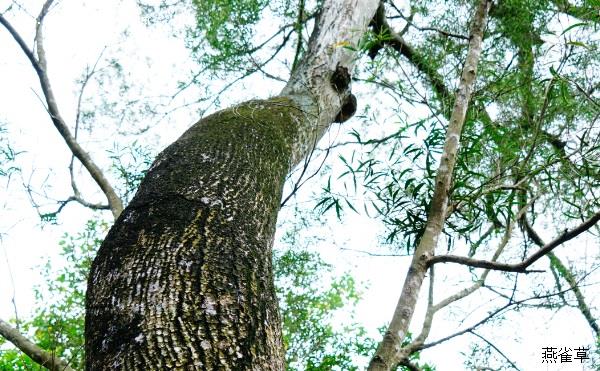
[321, 0, 600, 256]
[0, 123, 21, 179]
[275, 248, 376, 370]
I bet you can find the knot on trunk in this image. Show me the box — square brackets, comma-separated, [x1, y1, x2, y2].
[331, 63, 351, 92]
[331, 64, 356, 123]
[334, 93, 357, 123]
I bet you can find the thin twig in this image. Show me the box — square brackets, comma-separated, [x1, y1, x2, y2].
[417, 288, 574, 352]
[469, 331, 520, 370]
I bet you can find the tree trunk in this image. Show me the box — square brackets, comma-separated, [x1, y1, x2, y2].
[84, 1, 378, 369]
[368, 1, 491, 369]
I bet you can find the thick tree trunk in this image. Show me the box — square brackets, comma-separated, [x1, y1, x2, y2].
[85, 0, 378, 369]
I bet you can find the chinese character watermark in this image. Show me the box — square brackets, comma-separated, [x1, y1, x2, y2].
[542, 346, 590, 364]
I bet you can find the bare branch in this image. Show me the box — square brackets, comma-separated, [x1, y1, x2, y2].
[369, 2, 452, 113]
[417, 289, 573, 352]
[0, 244, 21, 329]
[406, 266, 435, 350]
[74, 47, 107, 133]
[67, 48, 113, 210]
[428, 209, 600, 272]
[523, 218, 600, 336]
[338, 247, 410, 257]
[0, 318, 75, 371]
[0, 5, 123, 219]
[400, 204, 526, 360]
[281, 128, 331, 207]
[59, 196, 111, 213]
[400, 17, 469, 40]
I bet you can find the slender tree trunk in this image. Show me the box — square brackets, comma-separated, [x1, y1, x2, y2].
[368, 1, 491, 369]
[84, 1, 378, 369]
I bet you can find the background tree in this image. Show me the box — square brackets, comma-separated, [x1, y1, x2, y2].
[324, 0, 600, 368]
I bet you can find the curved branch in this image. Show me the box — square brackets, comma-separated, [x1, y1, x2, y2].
[523, 218, 599, 336]
[0, 3, 123, 219]
[429, 209, 600, 272]
[398, 15, 469, 40]
[417, 289, 572, 352]
[0, 318, 75, 371]
[399, 201, 530, 361]
[58, 196, 111, 214]
[369, 2, 452, 112]
[370, 1, 572, 155]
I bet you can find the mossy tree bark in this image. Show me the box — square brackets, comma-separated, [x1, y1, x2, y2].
[84, 0, 379, 369]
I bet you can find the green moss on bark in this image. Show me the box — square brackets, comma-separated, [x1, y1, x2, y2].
[86, 97, 304, 370]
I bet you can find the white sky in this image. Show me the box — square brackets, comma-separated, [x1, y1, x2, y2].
[0, 1, 598, 370]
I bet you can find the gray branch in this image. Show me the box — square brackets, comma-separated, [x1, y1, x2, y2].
[0, 2, 123, 219]
[428, 209, 600, 272]
[0, 318, 75, 371]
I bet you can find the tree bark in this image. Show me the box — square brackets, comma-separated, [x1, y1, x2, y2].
[368, 1, 491, 369]
[84, 0, 379, 369]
